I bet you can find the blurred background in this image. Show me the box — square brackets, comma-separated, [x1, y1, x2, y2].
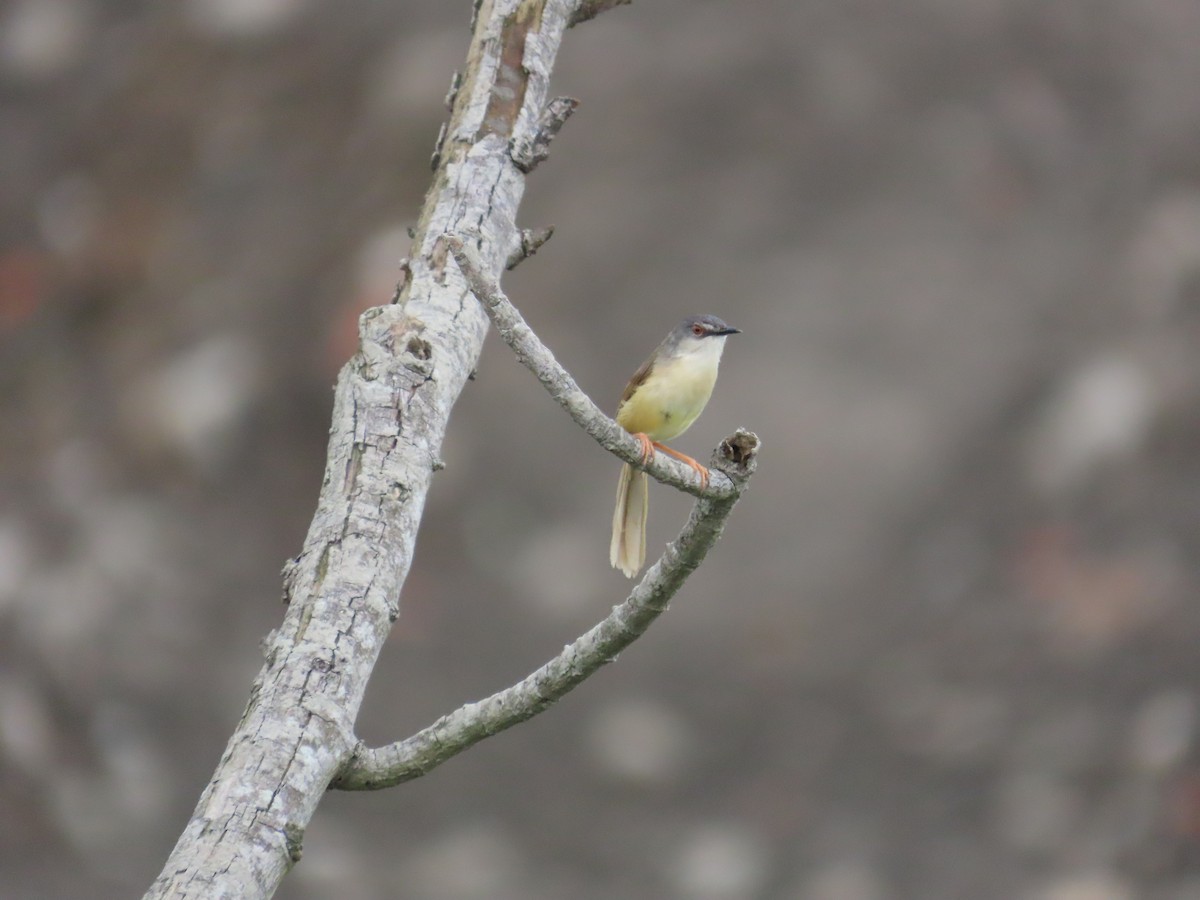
[3, 0, 1200, 897]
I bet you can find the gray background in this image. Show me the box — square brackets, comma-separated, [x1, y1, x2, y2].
[3, 0, 1200, 897]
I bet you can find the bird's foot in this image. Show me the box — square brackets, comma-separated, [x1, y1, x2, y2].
[631, 432, 655, 466]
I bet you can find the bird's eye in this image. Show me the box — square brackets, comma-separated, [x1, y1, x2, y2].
[692, 324, 705, 336]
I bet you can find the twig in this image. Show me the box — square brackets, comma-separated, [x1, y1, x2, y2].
[511, 97, 580, 172]
[446, 234, 738, 498]
[506, 225, 556, 269]
[569, 0, 632, 27]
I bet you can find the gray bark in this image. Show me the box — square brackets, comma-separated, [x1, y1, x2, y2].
[144, 2, 592, 896]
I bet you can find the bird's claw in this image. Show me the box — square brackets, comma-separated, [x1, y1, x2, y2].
[632, 432, 655, 466]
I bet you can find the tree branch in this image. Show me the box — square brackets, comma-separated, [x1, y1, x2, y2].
[143, 1, 614, 896]
[330, 236, 760, 790]
[569, 0, 632, 26]
[333, 424, 757, 789]
[446, 235, 738, 498]
[510, 96, 580, 172]
[142, 0, 744, 893]
[506, 224, 555, 269]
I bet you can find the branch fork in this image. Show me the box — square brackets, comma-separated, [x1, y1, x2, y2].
[146, 1, 695, 895]
[331, 234, 758, 791]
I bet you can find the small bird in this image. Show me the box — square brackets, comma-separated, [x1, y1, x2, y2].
[610, 314, 741, 577]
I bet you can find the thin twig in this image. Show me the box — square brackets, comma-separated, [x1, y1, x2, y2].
[510, 97, 580, 172]
[446, 234, 736, 498]
[569, 0, 632, 27]
[506, 225, 556, 269]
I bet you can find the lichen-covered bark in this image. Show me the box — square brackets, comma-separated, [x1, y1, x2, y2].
[144, 2, 581, 897]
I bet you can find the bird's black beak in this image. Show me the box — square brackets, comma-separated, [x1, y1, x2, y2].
[716, 326, 741, 336]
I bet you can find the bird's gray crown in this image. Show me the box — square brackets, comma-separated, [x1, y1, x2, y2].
[662, 315, 741, 353]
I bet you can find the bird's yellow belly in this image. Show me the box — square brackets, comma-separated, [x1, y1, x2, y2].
[616, 355, 718, 441]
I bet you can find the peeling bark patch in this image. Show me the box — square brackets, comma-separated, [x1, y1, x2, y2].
[280, 558, 299, 605]
[344, 442, 364, 493]
[430, 121, 449, 171]
[313, 546, 331, 591]
[482, 1, 543, 137]
[295, 599, 315, 645]
[429, 234, 450, 282]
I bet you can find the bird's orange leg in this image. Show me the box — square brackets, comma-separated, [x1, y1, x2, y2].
[651, 442, 710, 490]
[628, 434, 711, 489]
[630, 432, 655, 466]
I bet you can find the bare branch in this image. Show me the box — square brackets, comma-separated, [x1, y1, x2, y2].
[334, 428, 758, 790]
[145, 2, 587, 896]
[446, 235, 737, 498]
[510, 96, 580, 172]
[143, 0, 755, 892]
[506, 225, 556, 269]
[569, 0, 632, 27]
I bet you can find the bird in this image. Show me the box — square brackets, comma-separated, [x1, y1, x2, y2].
[610, 314, 740, 577]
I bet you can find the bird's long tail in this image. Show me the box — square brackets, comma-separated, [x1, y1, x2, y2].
[610, 462, 649, 577]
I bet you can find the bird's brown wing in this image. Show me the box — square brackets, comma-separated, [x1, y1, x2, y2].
[618, 355, 656, 410]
